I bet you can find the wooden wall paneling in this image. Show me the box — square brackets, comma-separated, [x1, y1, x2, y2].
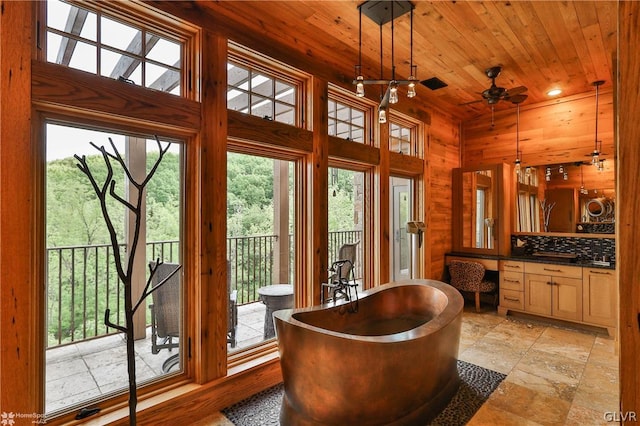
[0, 1, 39, 414]
[308, 77, 329, 305]
[31, 61, 201, 132]
[462, 92, 615, 171]
[375, 121, 391, 285]
[198, 30, 228, 382]
[228, 110, 313, 154]
[618, 0, 640, 420]
[427, 111, 461, 280]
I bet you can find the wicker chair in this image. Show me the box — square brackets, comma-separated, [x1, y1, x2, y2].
[448, 260, 497, 312]
[149, 262, 181, 355]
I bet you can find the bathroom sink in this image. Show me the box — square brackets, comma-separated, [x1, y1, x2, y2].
[532, 251, 578, 262]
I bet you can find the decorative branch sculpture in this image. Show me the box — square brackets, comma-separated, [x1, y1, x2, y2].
[75, 136, 179, 425]
[539, 199, 556, 232]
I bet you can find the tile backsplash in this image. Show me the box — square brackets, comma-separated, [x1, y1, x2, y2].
[511, 234, 615, 263]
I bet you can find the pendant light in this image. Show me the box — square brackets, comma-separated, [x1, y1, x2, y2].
[590, 80, 605, 167]
[513, 96, 526, 175]
[353, 0, 417, 124]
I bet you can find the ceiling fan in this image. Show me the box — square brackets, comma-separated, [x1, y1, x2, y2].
[461, 66, 528, 106]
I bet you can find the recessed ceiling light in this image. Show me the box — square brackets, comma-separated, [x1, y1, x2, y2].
[547, 88, 562, 96]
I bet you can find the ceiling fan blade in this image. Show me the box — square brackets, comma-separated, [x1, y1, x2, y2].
[508, 94, 528, 104]
[505, 86, 528, 97]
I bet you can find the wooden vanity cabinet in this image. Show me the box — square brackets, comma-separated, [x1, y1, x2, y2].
[583, 267, 617, 330]
[524, 263, 583, 322]
[498, 260, 617, 335]
[498, 260, 525, 312]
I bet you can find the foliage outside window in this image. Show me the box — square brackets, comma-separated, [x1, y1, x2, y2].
[46, 0, 183, 95]
[227, 152, 296, 352]
[227, 61, 298, 125]
[45, 122, 184, 415]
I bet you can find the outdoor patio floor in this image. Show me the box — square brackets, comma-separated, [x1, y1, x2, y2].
[45, 301, 268, 414]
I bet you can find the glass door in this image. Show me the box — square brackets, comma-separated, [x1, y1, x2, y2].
[390, 177, 413, 281]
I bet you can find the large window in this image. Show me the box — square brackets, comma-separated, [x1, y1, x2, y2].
[227, 152, 296, 351]
[46, 0, 184, 95]
[44, 123, 184, 415]
[327, 167, 364, 296]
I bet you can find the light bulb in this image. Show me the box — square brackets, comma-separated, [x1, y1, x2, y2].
[558, 164, 564, 174]
[389, 83, 399, 104]
[355, 75, 365, 97]
[525, 166, 531, 178]
[514, 159, 521, 175]
[546, 174, 551, 182]
[598, 159, 605, 171]
[407, 77, 417, 98]
[563, 172, 568, 180]
[378, 108, 387, 124]
[592, 150, 600, 166]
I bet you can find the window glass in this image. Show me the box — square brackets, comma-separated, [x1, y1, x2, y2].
[46, 0, 183, 95]
[327, 99, 365, 143]
[390, 176, 413, 280]
[227, 61, 298, 126]
[325, 167, 364, 301]
[227, 153, 296, 351]
[45, 123, 184, 415]
[390, 122, 414, 155]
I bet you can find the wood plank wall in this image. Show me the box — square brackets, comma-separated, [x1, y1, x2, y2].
[618, 1, 640, 420]
[461, 91, 615, 194]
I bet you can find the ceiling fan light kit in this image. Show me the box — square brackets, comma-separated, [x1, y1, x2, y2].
[353, 0, 416, 124]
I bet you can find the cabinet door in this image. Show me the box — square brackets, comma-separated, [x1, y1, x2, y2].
[524, 273, 552, 315]
[552, 276, 583, 321]
[583, 269, 617, 327]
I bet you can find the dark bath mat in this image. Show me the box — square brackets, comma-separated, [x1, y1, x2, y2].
[222, 360, 506, 425]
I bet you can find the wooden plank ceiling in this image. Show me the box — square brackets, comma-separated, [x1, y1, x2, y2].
[203, 1, 617, 121]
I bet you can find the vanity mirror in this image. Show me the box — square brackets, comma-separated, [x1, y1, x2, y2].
[452, 164, 512, 255]
[514, 161, 615, 235]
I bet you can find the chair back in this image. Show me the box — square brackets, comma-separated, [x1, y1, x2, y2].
[336, 240, 359, 280]
[151, 262, 181, 339]
[448, 260, 485, 292]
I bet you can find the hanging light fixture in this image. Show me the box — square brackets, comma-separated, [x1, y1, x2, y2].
[512, 96, 526, 175]
[353, 1, 417, 124]
[590, 80, 605, 167]
[580, 163, 589, 195]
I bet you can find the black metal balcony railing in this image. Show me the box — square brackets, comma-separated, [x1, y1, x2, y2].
[46, 231, 361, 348]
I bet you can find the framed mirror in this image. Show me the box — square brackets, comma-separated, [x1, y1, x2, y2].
[514, 162, 615, 235]
[452, 164, 511, 255]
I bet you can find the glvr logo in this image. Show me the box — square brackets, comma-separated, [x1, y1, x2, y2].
[604, 411, 638, 422]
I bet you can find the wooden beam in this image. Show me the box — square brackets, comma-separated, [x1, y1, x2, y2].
[32, 61, 201, 132]
[198, 30, 228, 382]
[228, 110, 313, 153]
[307, 77, 329, 304]
[0, 0, 40, 415]
[618, 1, 640, 420]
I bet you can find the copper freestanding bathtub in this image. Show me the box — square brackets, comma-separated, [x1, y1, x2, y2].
[273, 279, 464, 426]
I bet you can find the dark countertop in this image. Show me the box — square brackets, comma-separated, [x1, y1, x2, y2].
[447, 252, 615, 270]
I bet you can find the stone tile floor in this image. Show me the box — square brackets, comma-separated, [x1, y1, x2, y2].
[204, 308, 620, 426]
[45, 302, 268, 414]
[47, 304, 619, 425]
